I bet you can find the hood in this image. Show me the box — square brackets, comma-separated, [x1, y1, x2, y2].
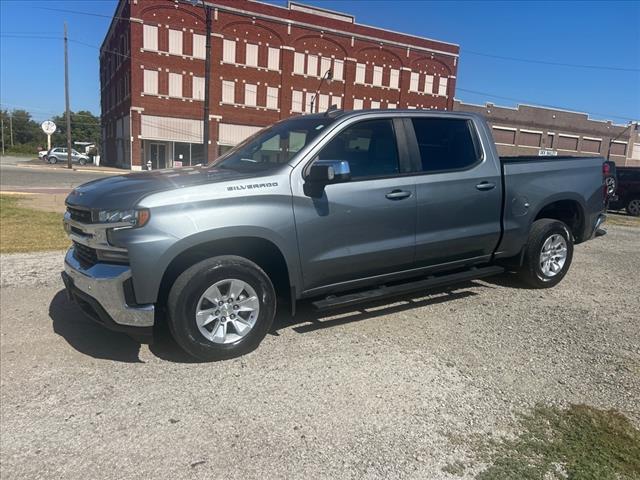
[65, 166, 257, 210]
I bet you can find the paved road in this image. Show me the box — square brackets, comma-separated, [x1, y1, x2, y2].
[0, 163, 118, 192]
[0, 154, 28, 166]
[1, 225, 638, 479]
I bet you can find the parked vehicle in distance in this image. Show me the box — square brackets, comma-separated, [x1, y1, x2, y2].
[608, 166, 640, 216]
[38, 150, 48, 159]
[62, 110, 608, 361]
[603, 160, 617, 205]
[47, 147, 92, 165]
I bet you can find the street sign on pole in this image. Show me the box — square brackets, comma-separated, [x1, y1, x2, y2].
[41, 120, 57, 151]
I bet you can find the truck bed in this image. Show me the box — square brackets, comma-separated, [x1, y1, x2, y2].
[496, 155, 605, 258]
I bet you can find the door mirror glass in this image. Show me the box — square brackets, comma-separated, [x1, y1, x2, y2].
[308, 160, 351, 184]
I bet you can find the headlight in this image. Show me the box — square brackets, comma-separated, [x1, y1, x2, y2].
[98, 208, 150, 227]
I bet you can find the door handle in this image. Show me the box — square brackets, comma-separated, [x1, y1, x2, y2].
[476, 182, 496, 191]
[385, 189, 412, 200]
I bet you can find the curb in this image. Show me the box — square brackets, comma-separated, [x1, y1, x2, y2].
[13, 163, 122, 174]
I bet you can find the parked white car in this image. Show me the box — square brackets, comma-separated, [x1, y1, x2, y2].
[46, 147, 92, 165]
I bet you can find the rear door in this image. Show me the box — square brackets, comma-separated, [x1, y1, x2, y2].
[292, 117, 417, 292]
[408, 116, 502, 267]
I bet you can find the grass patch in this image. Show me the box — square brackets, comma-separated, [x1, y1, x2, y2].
[476, 404, 640, 480]
[0, 195, 69, 253]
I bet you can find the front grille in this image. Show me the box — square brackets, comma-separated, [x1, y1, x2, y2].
[67, 206, 93, 223]
[73, 241, 98, 269]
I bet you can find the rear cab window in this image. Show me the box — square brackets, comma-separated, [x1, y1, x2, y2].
[410, 117, 482, 173]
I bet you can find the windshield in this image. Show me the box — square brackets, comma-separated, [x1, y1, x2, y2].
[209, 117, 334, 172]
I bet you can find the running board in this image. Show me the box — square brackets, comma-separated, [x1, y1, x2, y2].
[312, 265, 505, 311]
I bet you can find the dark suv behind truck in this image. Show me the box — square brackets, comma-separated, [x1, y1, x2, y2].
[62, 110, 608, 361]
[609, 167, 640, 216]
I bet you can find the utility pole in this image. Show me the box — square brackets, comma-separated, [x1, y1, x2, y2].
[202, 0, 212, 161]
[9, 114, 13, 147]
[606, 121, 636, 161]
[64, 22, 73, 169]
[1, 114, 5, 156]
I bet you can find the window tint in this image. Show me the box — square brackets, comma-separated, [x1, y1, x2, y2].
[317, 119, 399, 179]
[411, 118, 480, 172]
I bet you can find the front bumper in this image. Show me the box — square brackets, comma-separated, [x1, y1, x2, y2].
[62, 248, 155, 335]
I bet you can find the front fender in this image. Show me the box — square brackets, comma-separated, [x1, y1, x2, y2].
[119, 199, 301, 305]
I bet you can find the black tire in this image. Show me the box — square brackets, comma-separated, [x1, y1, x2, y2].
[626, 198, 640, 217]
[48, 156, 57, 164]
[167, 255, 276, 361]
[79, 158, 86, 166]
[518, 219, 574, 289]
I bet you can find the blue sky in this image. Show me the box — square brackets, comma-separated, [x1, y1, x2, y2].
[1, 0, 638, 124]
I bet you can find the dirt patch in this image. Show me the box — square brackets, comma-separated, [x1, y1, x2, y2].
[606, 212, 640, 228]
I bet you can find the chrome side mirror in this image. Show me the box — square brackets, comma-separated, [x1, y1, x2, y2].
[304, 160, 351, 198]
[308, 160, 351, 184]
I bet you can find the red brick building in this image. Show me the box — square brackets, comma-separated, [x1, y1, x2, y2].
[100, 0, 459, 169]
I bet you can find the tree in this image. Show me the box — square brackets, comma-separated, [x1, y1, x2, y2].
[10, 110, 40, 145]
[0, 109, 42, 152]
[51, 110, 101, 149]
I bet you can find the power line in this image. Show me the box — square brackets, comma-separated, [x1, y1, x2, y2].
[30, 5, 640, 74]
[0, 102, 100, 119]
[462, 49, 639, 73]
[0, 34, 63, 40]
[456, 87, 638, 122]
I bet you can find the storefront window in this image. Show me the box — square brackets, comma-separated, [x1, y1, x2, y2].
[173, 142, 206, 166]
[191, 143, 205, 165]
[218, 145, 234, 157]
[174, 142, 190, 166]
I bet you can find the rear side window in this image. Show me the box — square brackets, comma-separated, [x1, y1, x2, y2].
[411, 118, 481, 173]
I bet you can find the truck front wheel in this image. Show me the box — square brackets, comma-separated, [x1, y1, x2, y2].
[167, 256, 276, 361]
[518, 219, 574, 288]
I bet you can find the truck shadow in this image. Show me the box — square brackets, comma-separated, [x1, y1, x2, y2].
[270, 282, 486, 335]
[49, 290, 144, 363]
[49, 279, 511, 364]
[481, 272, 532, 290]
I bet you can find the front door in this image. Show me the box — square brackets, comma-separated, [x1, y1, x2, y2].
[292, 118, 416, 292]
[150, 143, 167, 169]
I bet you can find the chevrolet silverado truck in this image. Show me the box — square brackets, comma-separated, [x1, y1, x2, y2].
[62, 110, 608, 361]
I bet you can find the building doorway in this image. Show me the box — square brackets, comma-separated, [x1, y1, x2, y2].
[149, 143, 167, 169]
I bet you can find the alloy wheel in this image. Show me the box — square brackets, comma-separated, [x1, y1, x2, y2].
[195, 278, 260, 344]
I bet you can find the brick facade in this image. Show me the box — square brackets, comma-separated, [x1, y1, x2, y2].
[454, 100, 640, 166]
[100, 0, 459, 169]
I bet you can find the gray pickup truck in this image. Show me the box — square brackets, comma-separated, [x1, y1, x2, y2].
[62, 110, 607, 360]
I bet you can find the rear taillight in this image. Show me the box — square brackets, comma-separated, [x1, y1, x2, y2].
[603, 162, 610, 176]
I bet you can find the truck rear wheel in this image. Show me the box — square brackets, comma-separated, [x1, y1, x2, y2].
[167, 255, 276, 361]
[518, 219, 573, 288]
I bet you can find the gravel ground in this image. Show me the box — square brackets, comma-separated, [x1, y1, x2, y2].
[1, 225, 638, 479]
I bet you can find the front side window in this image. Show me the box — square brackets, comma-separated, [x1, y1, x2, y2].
[411, 118, 481, 173]
[210, 117, 333, 172]
[316, 119, 399, 179]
